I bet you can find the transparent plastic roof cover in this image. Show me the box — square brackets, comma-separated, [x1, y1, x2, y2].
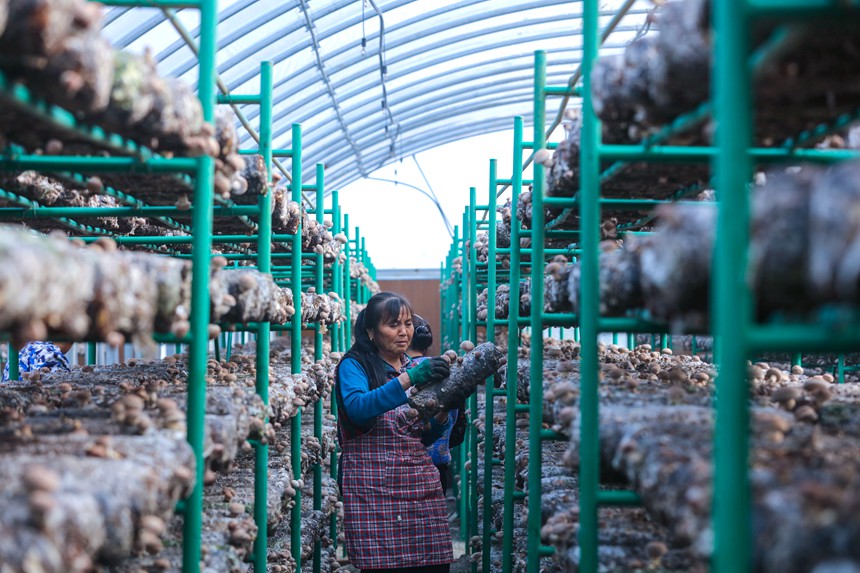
[101, 0, 654, 190]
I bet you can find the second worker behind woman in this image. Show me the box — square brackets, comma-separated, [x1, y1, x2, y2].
[407, 315, 466, 493]
[335, 292, 454, 573]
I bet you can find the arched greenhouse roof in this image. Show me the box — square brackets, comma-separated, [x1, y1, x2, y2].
[101, 0, 654, 191]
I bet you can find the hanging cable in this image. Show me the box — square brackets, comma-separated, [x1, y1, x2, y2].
[411, 154, 444, 208]
[365, 176, 454, 237]
[366, 0, 400, 165]
[299, 0, 369, 178]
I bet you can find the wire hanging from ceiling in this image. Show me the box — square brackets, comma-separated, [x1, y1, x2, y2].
[363, 0, 400, 165]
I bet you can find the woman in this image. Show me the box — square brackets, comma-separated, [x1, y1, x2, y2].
[335, 292, 454, 573]
[407, 315, 466, 492]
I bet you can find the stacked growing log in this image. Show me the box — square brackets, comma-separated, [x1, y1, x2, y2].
[350, 259, 380, 295]
[0, 336, 343, 572]
[478, 160, 860, 330]
[0, 227, 343, 350]
[474, 337, 860, 572]
[560, 345, 860, 572]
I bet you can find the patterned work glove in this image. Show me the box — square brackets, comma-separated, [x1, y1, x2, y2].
[406, 357, 450, 387]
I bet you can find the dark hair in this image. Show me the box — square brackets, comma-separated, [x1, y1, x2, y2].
[409, 314, 433, 354]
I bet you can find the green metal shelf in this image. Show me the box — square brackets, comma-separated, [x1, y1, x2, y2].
[0, 19, 379, 571]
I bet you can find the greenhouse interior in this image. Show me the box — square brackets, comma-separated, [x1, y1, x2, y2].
[1, 0, 860, 572]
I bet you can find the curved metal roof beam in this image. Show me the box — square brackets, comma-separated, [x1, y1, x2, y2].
[256, 30, 636, 146]
[112, 11, 170, 47]
[249, 29, 632, 143]
[334, 43, 626, 131]
[297, 68, 574, 149]
[224, 0, 581, 92]
[240, 45, 573, 131]
[243, 17, 644, 131]
[151, 0, 348, 69]
[296, 0, 370, 178]
[308, 94, 538, 175]
[104, 7, 131, 26]
[262, 4, 646, 100]
[348, 78, 570, 144]
[106, 0, 254, 54]
[213, 0, 426, 87]
[324, 116, 532, 189]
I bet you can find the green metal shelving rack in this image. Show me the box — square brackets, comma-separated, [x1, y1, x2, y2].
[0, 7, 373, 568]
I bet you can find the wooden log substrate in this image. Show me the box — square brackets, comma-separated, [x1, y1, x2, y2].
[0, 341, 342, 572]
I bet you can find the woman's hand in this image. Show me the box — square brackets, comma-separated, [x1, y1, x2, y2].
[405, 357, 450, 387]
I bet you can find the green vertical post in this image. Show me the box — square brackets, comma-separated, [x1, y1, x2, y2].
[289, 123, 304, 570]
[343, 214, 352, 348]
[313, 163, 325, 573]
[354, 227, 362, 303]
[183, 0, 217, 567]
[482, 161, 498, 573]
[612, 332, 618, 345]
[579, 3, 601, 570]
[502, 118, 524, 573]
[627, 333, 634, 351]
[252, 60, 273, 573]
[837, 354, 845, 384]
[453, 223, 468, 542]
[712, 0, 752, 571]
[87, 342, 97, 365]
[791, 352, 802, 368]
[527, 51, 548, 573]
[661, 333, 669, 350]
[468, 189, 479, 573]
[361, 237, 368, 303]
[7, 342, 19, 381]
[330, 190, 342, 546]
[459, 211, 472, 551]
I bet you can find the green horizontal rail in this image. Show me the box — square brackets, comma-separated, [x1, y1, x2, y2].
[544, 86, 580, 96]
[598, 144, 860, 163]
[522, 142, 559, 150]
[0, 205, 261, 218]
[0, 154, 199, 173]
[0, 73, 148, 157]
[598, 317, 670, 333]
[178, 252, 321, 261]
[747, 0, 860, 17]
[496, 247, 577, 255]
[238, 149, 293, 157]
[97, 0, 201, 6]
[224, 323, 295, 331]
[544, 197, 706, 210]
[596, 490, 642, 507]
[519, 228, 581, 237]
[217, 94, 260, 104]
[71, 233, 304, 244]
[748, 323, 860, 352]
[477, 313, 578, 327]
[540, 429, 566, 441]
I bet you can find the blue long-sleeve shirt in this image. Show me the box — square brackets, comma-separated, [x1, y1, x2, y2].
[338, 357, 408, 426]
[338, 356, 447, 443]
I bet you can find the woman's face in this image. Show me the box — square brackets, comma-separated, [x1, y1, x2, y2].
[370, 308, 414, 359]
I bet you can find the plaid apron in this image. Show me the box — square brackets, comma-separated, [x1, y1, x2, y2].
[341, 392, 454, 568]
